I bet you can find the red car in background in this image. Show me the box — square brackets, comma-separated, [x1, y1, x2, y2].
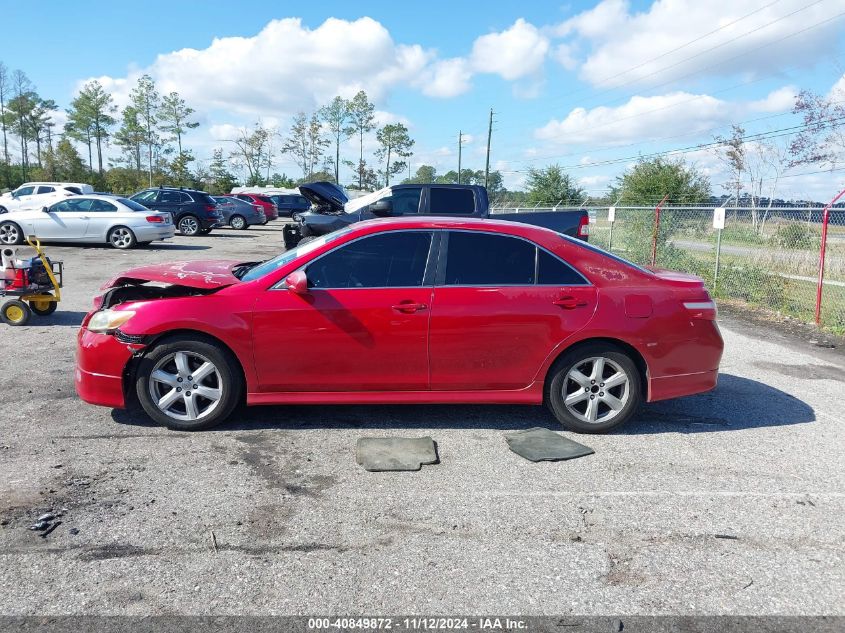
[233, 193, 278, 220]
[75, 218, 723, 432]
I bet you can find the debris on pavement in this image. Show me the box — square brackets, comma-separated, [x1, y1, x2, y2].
[356, 437, 439, 472]
[505, 427, 594, 462]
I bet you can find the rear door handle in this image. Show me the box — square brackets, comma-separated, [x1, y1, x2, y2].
[553, 296, 588, 309]
[392, 301, 427, 313]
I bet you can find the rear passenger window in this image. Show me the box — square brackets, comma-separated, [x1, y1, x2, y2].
[538, 250, 586, 285]
[444, 232, 535, 286]
[429, 188, 475, 215]
[36, 186, 56, 194]
[307, 232, 433, 289]
[89, 200, 117, 212]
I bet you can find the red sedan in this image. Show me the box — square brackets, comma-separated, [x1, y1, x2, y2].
[75, 218, 723, 432]
[233, 193, 279, 220]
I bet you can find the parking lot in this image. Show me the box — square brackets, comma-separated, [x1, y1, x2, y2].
[0, 222, 843, 616]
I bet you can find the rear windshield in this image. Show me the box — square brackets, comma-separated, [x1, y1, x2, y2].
[256, 195, 273, 204]
[562, 235, 652, 275]
[117, 198, 150, 212]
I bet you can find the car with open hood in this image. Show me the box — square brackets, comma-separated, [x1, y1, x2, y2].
[284, 181, 590, 249]
[75, 217, 723, 433]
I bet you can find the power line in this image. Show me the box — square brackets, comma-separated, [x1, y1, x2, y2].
[490, 3, 844, 156]
[498, 115, 845, 175]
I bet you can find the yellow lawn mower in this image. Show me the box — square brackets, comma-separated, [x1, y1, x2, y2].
[0, 236, 63, 326]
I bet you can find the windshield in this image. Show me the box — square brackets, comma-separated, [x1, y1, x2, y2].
[239, 229, 353, 282]
[345, 187, 391, 214]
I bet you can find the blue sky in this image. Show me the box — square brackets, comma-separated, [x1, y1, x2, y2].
[3, 0, 845, 199]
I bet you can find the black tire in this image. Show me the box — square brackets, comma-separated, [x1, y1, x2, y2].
[29, 296, 57, 316]
[134, 335, 242, 431]
[229, 215, 247, 230]
[545, 342, 642, 434]
[1, 299, 32, 326]
[0, 220, 24, 245]
[178, 215, 201, 236]
[108, 226, 137, 249]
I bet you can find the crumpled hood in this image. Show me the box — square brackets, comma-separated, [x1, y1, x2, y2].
[101, 260, 243, 290]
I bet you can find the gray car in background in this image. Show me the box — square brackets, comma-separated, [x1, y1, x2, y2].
[212, 196, 267, 229]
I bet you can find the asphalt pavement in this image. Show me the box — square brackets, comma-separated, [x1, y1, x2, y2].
[0, 222, 842, 616]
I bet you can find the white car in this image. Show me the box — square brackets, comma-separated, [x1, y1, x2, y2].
[0, 195, 175, 249]
[0, 182, 94, 214]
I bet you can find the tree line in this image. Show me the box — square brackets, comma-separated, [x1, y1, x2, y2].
[1, 57, 841, 202]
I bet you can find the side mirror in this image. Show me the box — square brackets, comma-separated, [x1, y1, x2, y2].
[285, 270, 309, 295]
[42, 206, 50, 213]
[371, 199, 398, 217]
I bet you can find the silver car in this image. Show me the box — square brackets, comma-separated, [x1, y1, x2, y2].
[0, 195, 175, 249]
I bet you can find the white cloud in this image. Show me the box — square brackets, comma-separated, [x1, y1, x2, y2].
[373, 110, 411, 127]
[86, 17, 432, 118]
[534, 85, 798, 147]
[535, 91, 730, 145]
[470, 18, 549, 81]
[555, 0, 845, 88]
[552, 43, 579, 71]
[828, 73, 845, 100]
[749, 86, 797, 113]
[418, 58, 473, 98]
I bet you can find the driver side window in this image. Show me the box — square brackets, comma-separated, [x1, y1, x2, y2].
[305, 231, 433, 289]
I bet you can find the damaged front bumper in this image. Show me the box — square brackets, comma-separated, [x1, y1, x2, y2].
[75, 326, 143, 409]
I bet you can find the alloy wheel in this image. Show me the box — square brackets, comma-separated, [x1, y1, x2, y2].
[562, 356, 630, 425]
[230, 215, 246, 230]
[179, 216, 199, 236]
[110, 227, 134, 249]
[148, 351, 223, 422]
[0, 223, 20, 244]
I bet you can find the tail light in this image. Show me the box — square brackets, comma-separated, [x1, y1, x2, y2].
[146, 215, 164, 223]
[204, 204, 217, 214]
[253, 205, 264, 214]
[577, 214, 590, 239]
[683, 297, 717, 320]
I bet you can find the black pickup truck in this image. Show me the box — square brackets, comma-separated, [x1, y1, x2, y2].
[282, 182, 589, 249]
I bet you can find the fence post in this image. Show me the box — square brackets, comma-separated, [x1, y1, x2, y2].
[713, 207, 725, 291]
[607, 206, 616, 252]
[651, 194, 670, 267]
[815, 186, 845, 325]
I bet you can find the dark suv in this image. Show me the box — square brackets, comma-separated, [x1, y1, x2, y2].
[130, 187, 223, 236]
[268, 193, 311, 217]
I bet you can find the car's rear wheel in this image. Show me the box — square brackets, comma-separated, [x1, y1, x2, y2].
[0, 221, 23, 245]
[178, 215, 200, 236]
[229, 215, 247, 230]
[108, 226, 137, 249]
[546, 343, 642, 434]
[135, 336, 242, 431]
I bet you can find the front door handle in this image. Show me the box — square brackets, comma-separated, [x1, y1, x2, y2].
[392, 301, 427, 313]
[553, 296, 588, 309]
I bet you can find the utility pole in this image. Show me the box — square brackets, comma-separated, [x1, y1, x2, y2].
[484, 108, 493, 189]
[457, 130, 465, 184]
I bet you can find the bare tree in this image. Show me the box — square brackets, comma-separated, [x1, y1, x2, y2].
[229, 123, 273, 186]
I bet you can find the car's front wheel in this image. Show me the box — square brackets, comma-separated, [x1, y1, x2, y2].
[0, 220, 23, 245]
[108, 226, 137, 249]
[178, 215, 200, 236]
[546, 343, 642, 433]
[135, 336, 242, 431]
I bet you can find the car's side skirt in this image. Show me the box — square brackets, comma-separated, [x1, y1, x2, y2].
[247, 384, 544, 406]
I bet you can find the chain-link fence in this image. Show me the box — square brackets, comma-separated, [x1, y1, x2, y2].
[494, 203, 845, 334]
